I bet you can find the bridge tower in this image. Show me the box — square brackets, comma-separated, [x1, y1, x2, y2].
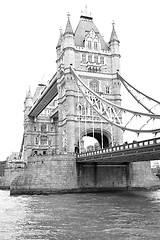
[55, 7, 123, 154]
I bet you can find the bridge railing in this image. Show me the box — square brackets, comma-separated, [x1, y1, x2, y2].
[77, 137, 160, 158]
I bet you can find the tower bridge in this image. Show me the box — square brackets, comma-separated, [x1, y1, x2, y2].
[10, 7, 160, 195]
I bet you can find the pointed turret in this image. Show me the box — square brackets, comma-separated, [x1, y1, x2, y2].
[109, 21, 120, 73]
[109, 21, 119, 43]
[56, 27, 63, 49]
[64, 13, 74, 35]
[24, 87, 33, 117]
[56, 27, 63, 60]
[63, 13, 75, 68]
[24, 87, 32, 106]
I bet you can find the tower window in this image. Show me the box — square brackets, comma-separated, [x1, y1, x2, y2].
[82, 53, 86, 63]
[35, 137, 39, 145]
[94, 55, 98, 63]
[89, 80, 99, 93]
[88, 41, 92, 49]
[106, 86, 111, 94]
[40, 135, 47, 145]
[100, 56, 104, 64]
[94, 42, 98, 50]
[88, 54, 92, 63]
[41, 124, 47, 132]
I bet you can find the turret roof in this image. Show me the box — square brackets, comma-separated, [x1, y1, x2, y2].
[74, 9, 108, 50]
[26, 86, 32, 99]
[56, 27, 63, 48]
[64, 13, 74, 35]
[109, 21, 119, 43]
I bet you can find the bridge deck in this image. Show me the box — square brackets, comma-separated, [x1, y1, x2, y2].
[76, 137, 160, 163]
[28, 74, 58, 118]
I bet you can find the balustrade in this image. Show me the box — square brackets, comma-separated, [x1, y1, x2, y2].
[77, 137, 160, 158]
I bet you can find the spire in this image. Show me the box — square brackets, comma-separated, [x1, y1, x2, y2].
[26, 86, 32, 99]
[109, 21, 119, 43]
[56, 27, 63, 48]
[64, 12, 74, 35]
[24, 86, 32, 107]
[80, 5, 93, 20]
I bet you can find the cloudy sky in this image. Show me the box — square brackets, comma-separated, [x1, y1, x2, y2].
[0, 0, 160, 160]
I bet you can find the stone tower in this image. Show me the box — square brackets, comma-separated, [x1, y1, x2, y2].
[55, 7, 123, 154]
[23, 7, 123, 160]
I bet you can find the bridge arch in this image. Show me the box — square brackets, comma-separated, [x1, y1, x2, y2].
[78, 128, 111, 151]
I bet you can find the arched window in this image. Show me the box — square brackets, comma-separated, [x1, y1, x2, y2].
[94, 41, 98, 50]
[88, 54, 92, 63]
[100, 56, 104, 64]
[89, 80, 99, 93]
[77, 104, 82, 115]
[41, 124, 47, 132]
[82, 53, 86, 63]
[82, 105, 86, 115]
[40, 135, 47, 145]
[106, 86, 111, 94]
[88, 41, 92, 49]
[35, 137, 39, 145]
[94, 55, 98, 63]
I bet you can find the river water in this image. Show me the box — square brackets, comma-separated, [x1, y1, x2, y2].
[0, 190, 160, 240]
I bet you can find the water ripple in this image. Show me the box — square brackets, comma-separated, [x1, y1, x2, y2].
[0, 190, 160, 239]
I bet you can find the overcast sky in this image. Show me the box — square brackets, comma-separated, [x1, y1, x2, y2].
[0, 0, 160, 161]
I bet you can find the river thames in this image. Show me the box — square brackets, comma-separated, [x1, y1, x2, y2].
[0, 190, 160, 240]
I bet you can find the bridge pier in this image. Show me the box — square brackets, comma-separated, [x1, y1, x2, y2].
[127, 162, 160, 189]
[76, 161, 160, 191]
[77, 163, 128, 190]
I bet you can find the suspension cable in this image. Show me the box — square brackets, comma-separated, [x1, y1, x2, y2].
[110, 124, 113, 147]
[92, 102, 95, 139]
[78, 80, 81, 153]
[84, 97, 87, 136]
[70, 66, 160, 134]
[101, 118, 103, 149]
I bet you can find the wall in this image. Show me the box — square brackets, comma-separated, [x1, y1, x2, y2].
[10, 153, 78, 195]
[0, 167, 25, 189]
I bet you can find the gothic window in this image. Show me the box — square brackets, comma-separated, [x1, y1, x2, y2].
[88, 54, 92, 62]
[94, 41, 98, 50]
[82, 105, 86, 115]
[82, 53, 86, 63]
[100, 56, 104, 64]
[41, 124, 47, 132]
[77, 104, 82, 115]
[88, 41, 92, 49]
[35, 137, 39, 145]
[40, 135, 47, 145]
[90, 107, 93, 116]
[94, 55, 98, 63]
[106, 86, 111, 94]
[89, 80, 99, 93]
[48, 140, 52, 146]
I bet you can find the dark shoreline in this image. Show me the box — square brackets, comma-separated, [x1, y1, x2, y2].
[8, 186, 160, 196]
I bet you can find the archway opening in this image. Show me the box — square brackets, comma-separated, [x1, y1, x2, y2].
[82, 132, 109, 151]
[83, 136, 100, 151]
